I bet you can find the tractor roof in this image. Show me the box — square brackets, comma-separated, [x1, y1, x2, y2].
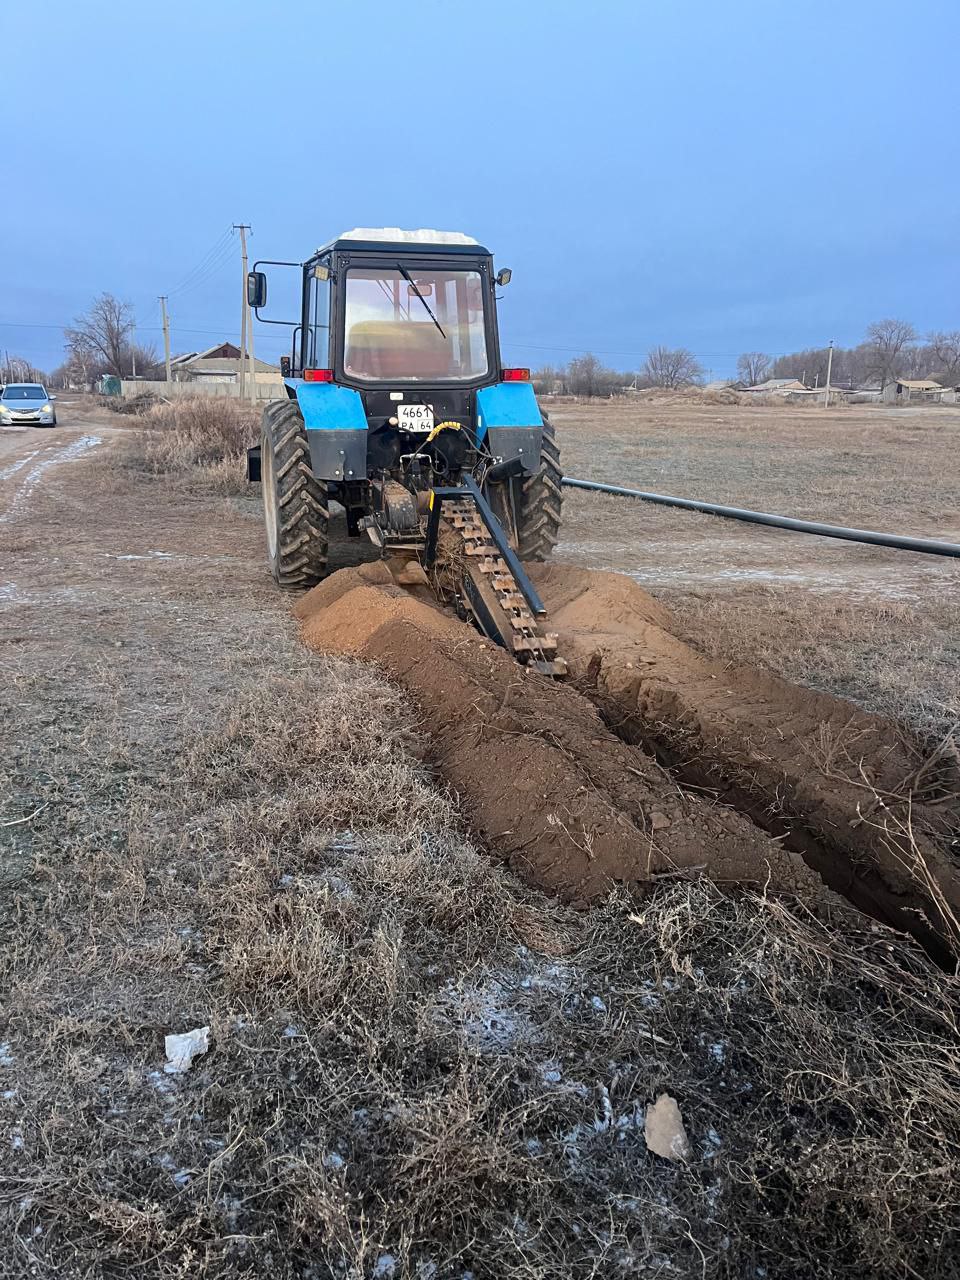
[314, 227, 491, 256]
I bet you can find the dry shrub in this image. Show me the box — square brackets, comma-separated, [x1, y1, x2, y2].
[4, 655, 959, 1279]
[129, 398, 259, 492]
[701, 387, 739, 405]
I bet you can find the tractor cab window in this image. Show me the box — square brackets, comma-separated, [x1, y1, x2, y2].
[343, 267, 489, 382]
[305, 267, 331, 367]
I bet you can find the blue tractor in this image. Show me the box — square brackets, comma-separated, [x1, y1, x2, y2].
[247, 228, 564, 674]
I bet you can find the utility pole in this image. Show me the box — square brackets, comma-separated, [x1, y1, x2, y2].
[824, 339, 834, 409]
[159, 296, 172, 386]
[234, 224, 251, 402]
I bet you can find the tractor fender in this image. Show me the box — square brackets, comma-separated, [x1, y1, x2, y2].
[477, 382, 544, 471]
[288, 379, 368, 482]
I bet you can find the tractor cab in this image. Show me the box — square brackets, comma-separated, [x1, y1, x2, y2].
[249, 228, 516, 434]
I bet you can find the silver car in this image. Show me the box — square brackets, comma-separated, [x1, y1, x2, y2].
[0, 383, 57, 426]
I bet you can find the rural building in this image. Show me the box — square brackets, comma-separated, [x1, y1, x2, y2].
[882, 378, 956, 405]
[161, 342, 280, 385]
[740, 378, 807, 394]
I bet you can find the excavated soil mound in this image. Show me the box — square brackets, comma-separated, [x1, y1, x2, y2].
[296, 567, 828, 908]
[532, 564, 960, 957]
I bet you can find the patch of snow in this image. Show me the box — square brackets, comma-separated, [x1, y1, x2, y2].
[701, 1127, 723, 1160]
[372, 1255, 396, 1278]
[113, 551, 176, 561]
[0, 435, 102, 524]
[326, 829, 358, 854]
[0, 1042, 14, 1067]
[0, 449, 41, 482]
[437, 976, 532, 1052]
[158, 1153, 191, 1186]
[148, 1069, 177, 1095]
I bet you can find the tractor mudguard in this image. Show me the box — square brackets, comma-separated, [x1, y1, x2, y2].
[290, 379, 368, 482]
[476, 382, 543, 471]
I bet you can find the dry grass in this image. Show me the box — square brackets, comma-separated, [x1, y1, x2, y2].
[128, 398, 259, 493]
[553, 400, 960, 746]
[3, 658, 960, 1279]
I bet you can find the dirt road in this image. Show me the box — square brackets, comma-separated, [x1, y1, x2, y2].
[0, 407, 292, 890]
[0, 420, 105, 517]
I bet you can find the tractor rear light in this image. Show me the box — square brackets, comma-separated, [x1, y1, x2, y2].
[501, 367, 530, 382]
[304, 368, 334, 383]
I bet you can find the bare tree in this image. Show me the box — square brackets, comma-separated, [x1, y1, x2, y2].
[564, 353, 624, 398]
[927, 331, 960, 386]
[642, 346, 704, 389]
[771, 347, 832, 386]
[736, 352, 771, 386]
[65, 294, 136, 377]
[865, 318, 917, 390]
[567, 353, 603, 397]
[129, 341, 161, 377]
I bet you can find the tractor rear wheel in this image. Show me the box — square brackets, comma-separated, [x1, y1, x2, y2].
[260, 399, 329, 588]
[517, 411, 562, 561]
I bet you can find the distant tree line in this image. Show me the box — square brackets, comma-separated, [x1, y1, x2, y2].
[740, 321, 960, 391]
[533, 319, 960, 398]
[533, 347, 706, 397]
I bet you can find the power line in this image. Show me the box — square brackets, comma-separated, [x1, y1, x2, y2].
[166, 239, 237, 302]
[166, 227, 234, 298]
[0, 320, 245, 337]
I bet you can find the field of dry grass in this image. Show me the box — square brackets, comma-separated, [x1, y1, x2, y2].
[552, 398, 960, 745]
[1, 402, 959, 1278]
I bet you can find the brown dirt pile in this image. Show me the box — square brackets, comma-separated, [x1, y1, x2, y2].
[295, 567, 827, 908]
[532, 564, 960, 956]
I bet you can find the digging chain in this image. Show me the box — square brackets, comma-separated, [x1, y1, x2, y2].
[443, 499, 567, 677]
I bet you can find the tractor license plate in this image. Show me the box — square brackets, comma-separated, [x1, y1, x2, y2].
[396, 403, 433, 433]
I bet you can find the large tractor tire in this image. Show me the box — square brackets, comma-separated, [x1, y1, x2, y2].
[260, 400, 329, 588]
[517, 411, 562, 561]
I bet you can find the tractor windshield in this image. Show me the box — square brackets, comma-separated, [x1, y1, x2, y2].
[343, 267, 489, 382]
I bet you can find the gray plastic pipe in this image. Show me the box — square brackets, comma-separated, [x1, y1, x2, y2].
[561, 476, 960, 559]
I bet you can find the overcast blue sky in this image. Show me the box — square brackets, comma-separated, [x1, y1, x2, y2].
[2, 0, 957, 379]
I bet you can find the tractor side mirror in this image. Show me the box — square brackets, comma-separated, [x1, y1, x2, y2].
[247, 271, 267, 309]
[496, 268, 512, 287]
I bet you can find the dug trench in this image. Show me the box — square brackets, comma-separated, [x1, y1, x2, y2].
[295, 561, 960, 962]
